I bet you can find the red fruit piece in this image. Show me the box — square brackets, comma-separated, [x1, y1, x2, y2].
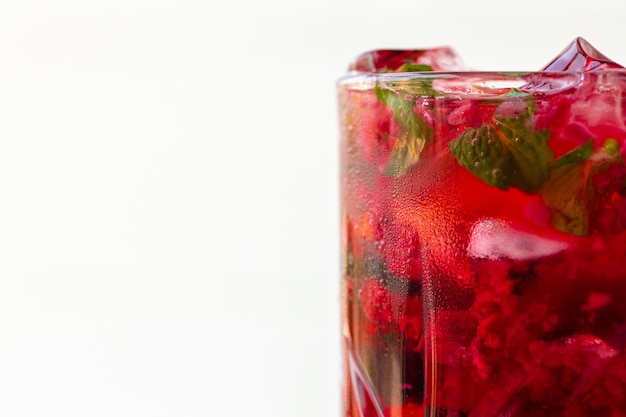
[432, 310, 478, 367]
[541, 37, 624, 71]
[356, 97, 399, 171]
[359, 278, 394, 328]
[349, 47, 465, 72]
[381, 223, 422, 281]
[534, 95, 571, 132]
[446, 102, 481, 127]
[596, 193, 626, 235]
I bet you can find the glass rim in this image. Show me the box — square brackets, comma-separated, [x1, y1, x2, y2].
[337, 70, 626, 99]
[338, 69, 626, 84]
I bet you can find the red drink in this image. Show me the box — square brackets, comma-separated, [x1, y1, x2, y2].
[339, 40, 626, 417]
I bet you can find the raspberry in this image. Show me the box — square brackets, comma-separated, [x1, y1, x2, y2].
[357, 98, 398, 171]
[381, 223, 422, 281]
[359, 278, 394, 328]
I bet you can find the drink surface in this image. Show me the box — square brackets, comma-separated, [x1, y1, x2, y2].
[339, 45, 626, 417]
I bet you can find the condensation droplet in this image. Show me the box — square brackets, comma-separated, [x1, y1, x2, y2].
[514, 137, 521, 143]
[480, 152, 486, 158]
[471, 137, 479, 146]
[492, 168, 502, 178]
[474, 161, 481, 168]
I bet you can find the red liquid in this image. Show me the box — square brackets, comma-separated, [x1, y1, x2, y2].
[339, 71, 626, 417]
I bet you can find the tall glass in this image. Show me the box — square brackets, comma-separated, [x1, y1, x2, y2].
[339, 69, 626, 417]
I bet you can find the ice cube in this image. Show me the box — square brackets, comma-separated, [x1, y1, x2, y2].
[562, 334, 619, 401]
[468, 219, 569, 260]
[349, 47, 465, 73]
[541, 37, 624, 71]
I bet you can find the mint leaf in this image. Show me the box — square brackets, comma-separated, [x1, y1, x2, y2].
[448, 124, 509, 189]
[383, 130, 426, 177]
[374, 87, 431, 176]
[391, 64, 440, 98]
[449, 106, 553, 193]
[374, 88, 423, 141]
[550, 140, 594, 169]
[398, 63, 434, 72]
[504, 88, 530, 98]
[541, 139, 624, 236]
[495, 114, 553, 192]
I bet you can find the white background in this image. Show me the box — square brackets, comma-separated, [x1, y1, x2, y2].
[0, 1, 625, 416]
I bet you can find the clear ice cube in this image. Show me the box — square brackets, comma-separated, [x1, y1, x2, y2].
[468, 219, 569, 260]
[349, 47, 465, 72]
[541, 37, 624, 71]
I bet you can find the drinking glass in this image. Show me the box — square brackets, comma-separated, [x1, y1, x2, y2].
[339, 65, 626, 417]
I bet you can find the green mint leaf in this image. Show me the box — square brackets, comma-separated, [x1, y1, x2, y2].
[504, 88, 530, 98]
[383, 64, 440, 99]
[449, 105, 553, 193]
[374, 87, 431, 176]
[550, 139, 594, 169]
[383, 130, 425, 176]
[397, 63, 434, 72]
[540, 139, 623, 236]
[603, 137, 621, 156]
[448, 124, 509, 189]
[494, 113, 553, 192]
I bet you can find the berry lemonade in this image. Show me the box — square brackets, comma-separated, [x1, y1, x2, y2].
[339, 39, 626, 417]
